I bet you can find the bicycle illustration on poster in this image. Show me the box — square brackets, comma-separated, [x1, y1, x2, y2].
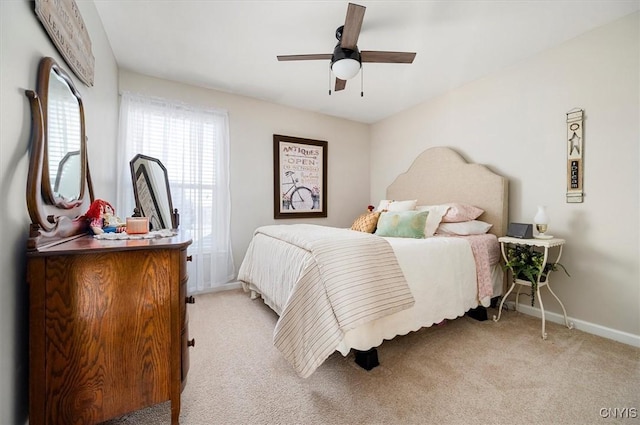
[273, 134, 327, 219]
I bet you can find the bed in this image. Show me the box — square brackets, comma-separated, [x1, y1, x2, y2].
[238, 147, 509, 377]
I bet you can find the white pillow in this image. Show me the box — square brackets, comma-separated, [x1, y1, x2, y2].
[387, 199, 417, 212]
[437, 220, 493, 236]
[416, 204, 451, 237]
[375, 200, 392, 212]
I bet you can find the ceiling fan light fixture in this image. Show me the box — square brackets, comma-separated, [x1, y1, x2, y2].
[332, 58, 360, 80]
[331, 46, 361, 80]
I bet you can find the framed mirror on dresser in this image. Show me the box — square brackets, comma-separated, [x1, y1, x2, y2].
[25, 57, 193, 425]
[130, 153, 179, 231]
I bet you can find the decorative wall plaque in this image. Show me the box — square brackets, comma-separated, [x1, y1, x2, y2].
[35, 0, 95, 87]
[566, 108, 584, 203]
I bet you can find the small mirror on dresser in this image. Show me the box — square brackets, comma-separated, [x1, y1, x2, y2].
[130, 153, 179, 230]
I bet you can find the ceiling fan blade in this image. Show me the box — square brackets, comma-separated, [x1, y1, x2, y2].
[335, 78, 347, 91]
[277, 54, 332, 61]
[360, 51, 416, 64]
[340, 3, 365, 50]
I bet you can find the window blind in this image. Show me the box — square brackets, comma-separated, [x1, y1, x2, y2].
[117, 92, 234, 293]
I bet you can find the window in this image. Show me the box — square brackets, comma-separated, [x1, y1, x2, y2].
[117, 92, 234, 293]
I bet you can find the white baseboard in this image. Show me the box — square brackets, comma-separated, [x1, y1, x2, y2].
[512, 302, 640, 348]
[190, 281, 242, 295]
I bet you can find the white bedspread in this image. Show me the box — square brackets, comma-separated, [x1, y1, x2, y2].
[237, 225, 502, 375]
[251, 224, 415, 378]
[339, 236, 479, 353]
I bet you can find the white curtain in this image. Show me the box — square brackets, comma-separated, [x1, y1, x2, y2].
[116, 92, 235, 294]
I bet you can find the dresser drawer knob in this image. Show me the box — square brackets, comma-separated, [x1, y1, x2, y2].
[187, 338, 195, 347]
[185, 295, 195, 304]
[186, 255, 193, 262]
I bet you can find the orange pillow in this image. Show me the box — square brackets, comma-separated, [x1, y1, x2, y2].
[351, 212, 381, 233]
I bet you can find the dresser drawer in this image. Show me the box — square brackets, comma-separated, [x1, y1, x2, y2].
[180, 277, 189, 321]
[181, 312, 191, 391]
[180, 249, 190, 281]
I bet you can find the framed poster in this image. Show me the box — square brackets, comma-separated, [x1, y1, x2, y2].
[273, 134, 327, 219]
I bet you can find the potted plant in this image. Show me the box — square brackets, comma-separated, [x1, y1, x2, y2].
[503, 244, 570, 306]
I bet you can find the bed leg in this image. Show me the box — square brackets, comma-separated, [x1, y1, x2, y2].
[354, 348, 379, 371]
[490, 296, 501, 308]
[466, 306, 488, 321]
[250, 290, 259, 300]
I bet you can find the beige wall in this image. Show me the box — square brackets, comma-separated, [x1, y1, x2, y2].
[0, 2, 119, 423]
[371, 13, 640, 338]
[118, 70, 371, 272]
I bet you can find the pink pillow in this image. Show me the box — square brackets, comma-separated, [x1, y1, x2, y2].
[437, 220, 492, 235]
[441, 203, 484, 223]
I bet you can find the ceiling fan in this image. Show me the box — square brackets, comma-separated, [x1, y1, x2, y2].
[277, 2, 416, 94]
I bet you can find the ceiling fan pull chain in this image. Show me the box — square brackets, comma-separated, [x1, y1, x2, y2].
[360, 65, 364, 97]
[328, 65, 332, 95]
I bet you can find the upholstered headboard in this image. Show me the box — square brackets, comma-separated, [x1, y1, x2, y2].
[386, 147, 509, 237]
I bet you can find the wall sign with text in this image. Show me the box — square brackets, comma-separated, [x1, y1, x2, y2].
[566, 108, 584, 203]
[35, 0, 95, 87]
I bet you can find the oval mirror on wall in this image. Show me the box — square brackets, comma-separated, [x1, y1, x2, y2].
[26, 56, 91, 236]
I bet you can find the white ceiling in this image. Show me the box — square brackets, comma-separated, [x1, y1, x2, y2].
[94, 0, 639, 124]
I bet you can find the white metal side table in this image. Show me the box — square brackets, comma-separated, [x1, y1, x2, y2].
[493, 236, 574, 339]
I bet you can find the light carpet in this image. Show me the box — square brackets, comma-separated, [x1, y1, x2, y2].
[101, 288, 640, 425]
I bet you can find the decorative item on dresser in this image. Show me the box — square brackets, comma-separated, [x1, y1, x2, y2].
[130, 153, 180, 231]
[25, 56, 192, 425]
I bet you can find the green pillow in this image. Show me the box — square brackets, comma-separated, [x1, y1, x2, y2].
[374, 211, 428, 238]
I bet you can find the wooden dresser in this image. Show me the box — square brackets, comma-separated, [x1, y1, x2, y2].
[26, 232, 193, 425]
